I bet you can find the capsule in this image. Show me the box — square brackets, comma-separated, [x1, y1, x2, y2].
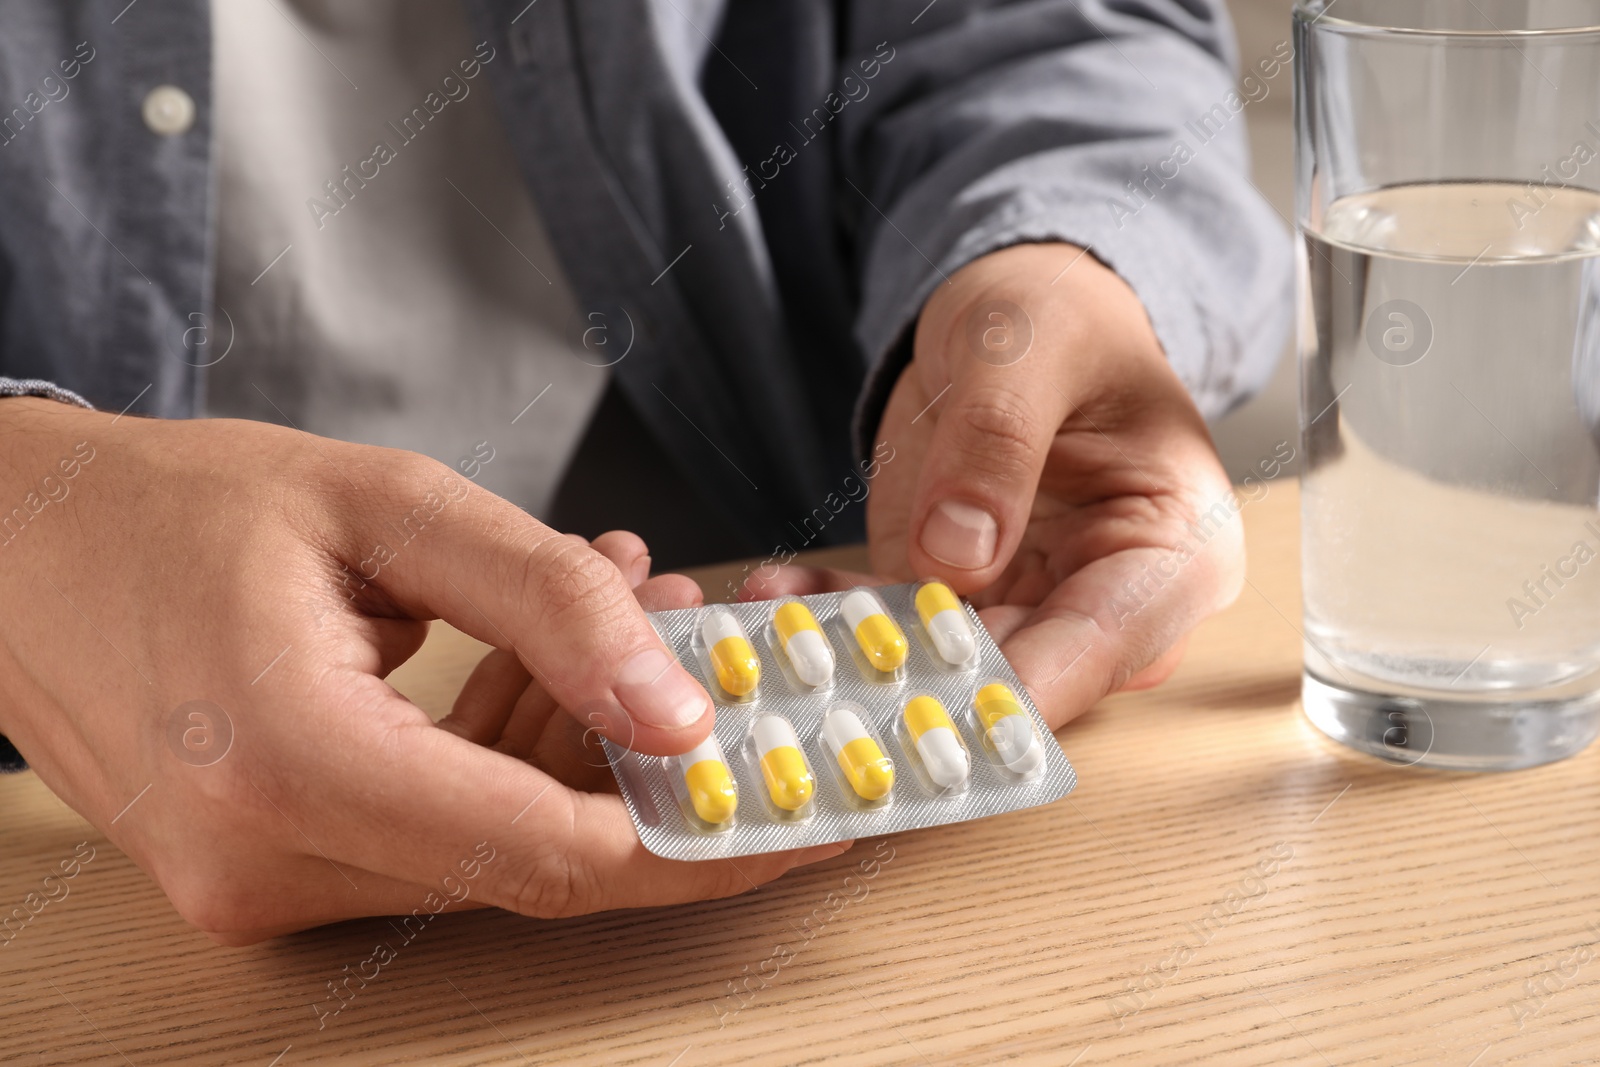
[915, 580, 976, 666]
[840, 588, 908, 673]
[774, 600, 835, 687]
[974, 682, 1045, 776]
[902, 695, 969, 790]
[752, 715, 814, 811]
[822, 705, 894, 801]
[679, 733, 738, 824]
[702, 607, 759, 697]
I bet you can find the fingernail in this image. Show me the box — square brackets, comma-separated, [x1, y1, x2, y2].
[795, 841, 855, 867]
[630, 555, 652, 587]
[614, 648, 709, 729]
[921, 500, 999, 570]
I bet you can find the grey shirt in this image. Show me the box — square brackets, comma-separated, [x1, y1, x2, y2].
[209, 0, 606, 516]
[0, 0, 1292, 551]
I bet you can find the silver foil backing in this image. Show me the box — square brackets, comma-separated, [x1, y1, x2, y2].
[603, 582, 1079, 861]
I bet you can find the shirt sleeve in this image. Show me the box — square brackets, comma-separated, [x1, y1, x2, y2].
[0, 378, 95, 410]
[838, 0, 1293, 454]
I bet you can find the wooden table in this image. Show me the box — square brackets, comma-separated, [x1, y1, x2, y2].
[4, 482, 1598, 1066]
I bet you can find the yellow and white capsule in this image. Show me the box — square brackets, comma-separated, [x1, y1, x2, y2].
[822, 704, 894, 801]
[915, 580, 976, 666]
[974, 682, 1045, 776]
[840, 588, 908, 673]
[774, 599, 834, 687]
[702, 607, 759, 697]
[902, 694, 969, 790]
[752, 715, 814, 811]
[679, 733, 738, 824]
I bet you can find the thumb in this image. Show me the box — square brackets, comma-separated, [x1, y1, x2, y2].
[337, 458, 714, 756]
[907, 337, 1068, 591]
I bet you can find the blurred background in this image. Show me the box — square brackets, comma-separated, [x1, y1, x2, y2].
[1211, 0, 1299, 483]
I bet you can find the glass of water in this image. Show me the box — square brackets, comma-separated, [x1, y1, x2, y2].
[1296, 0, 1600, 769]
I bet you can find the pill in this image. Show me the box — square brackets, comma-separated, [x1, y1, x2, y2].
[702, 607, 760, 696]
[902, 695, 969, 789]
[752, 715, 814, 811]
[840, 588, 909, 673]
[974, 682, 1045, 776]
[822, 705, 894, 800]
[679, 733, 738, 824]
[915, 580, 976, 666]
[774, 600, 835, 687]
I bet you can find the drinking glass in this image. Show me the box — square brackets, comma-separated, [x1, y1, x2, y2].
[1296, 0, 1600, 769]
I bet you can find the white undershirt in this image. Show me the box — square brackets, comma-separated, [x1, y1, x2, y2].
[208, 0, 608, 515]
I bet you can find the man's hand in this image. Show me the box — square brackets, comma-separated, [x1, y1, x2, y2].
[0, 398, 845, 944]
[438, 531, 705, 796]
[753, 243, 1245, 727]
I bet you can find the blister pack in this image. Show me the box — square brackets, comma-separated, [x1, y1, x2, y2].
[602, 581, 1078, 860]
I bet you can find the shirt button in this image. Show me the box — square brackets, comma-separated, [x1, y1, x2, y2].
[141, 85, 195, 136]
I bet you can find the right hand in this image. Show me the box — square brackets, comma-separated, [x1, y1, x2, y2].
[0, 398, 846, 944]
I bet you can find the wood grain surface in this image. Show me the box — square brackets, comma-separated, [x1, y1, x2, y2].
[4, 481, 1598, 1066]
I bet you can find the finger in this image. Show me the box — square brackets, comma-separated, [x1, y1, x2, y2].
[520, 567, 722, 761]
[529, 574, 704, 761]
[518, 579, 700, 790]
[1118, 636, 1189, 692]
[633, 573, 703, 613]
[439, 648, 530, 745]
[589, 530, 651, 588]
[905, 338, 1071, 593]
[557, 793, 855, 914]
[863, 369, 934, 582]
[283, 680, 854, 919]
[444, 575, 707, 769]
[993, 531, 1242, 729]
[323, 615, 431, 678]
[341, 463, 713, 756]
[443, 574, 704, 751]
[529, 708, 622, 793]
[366, 617, 432, 677]
[492, 673, 563, 760]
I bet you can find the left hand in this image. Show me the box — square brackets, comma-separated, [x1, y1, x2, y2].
[748, 243, 1246, 728]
